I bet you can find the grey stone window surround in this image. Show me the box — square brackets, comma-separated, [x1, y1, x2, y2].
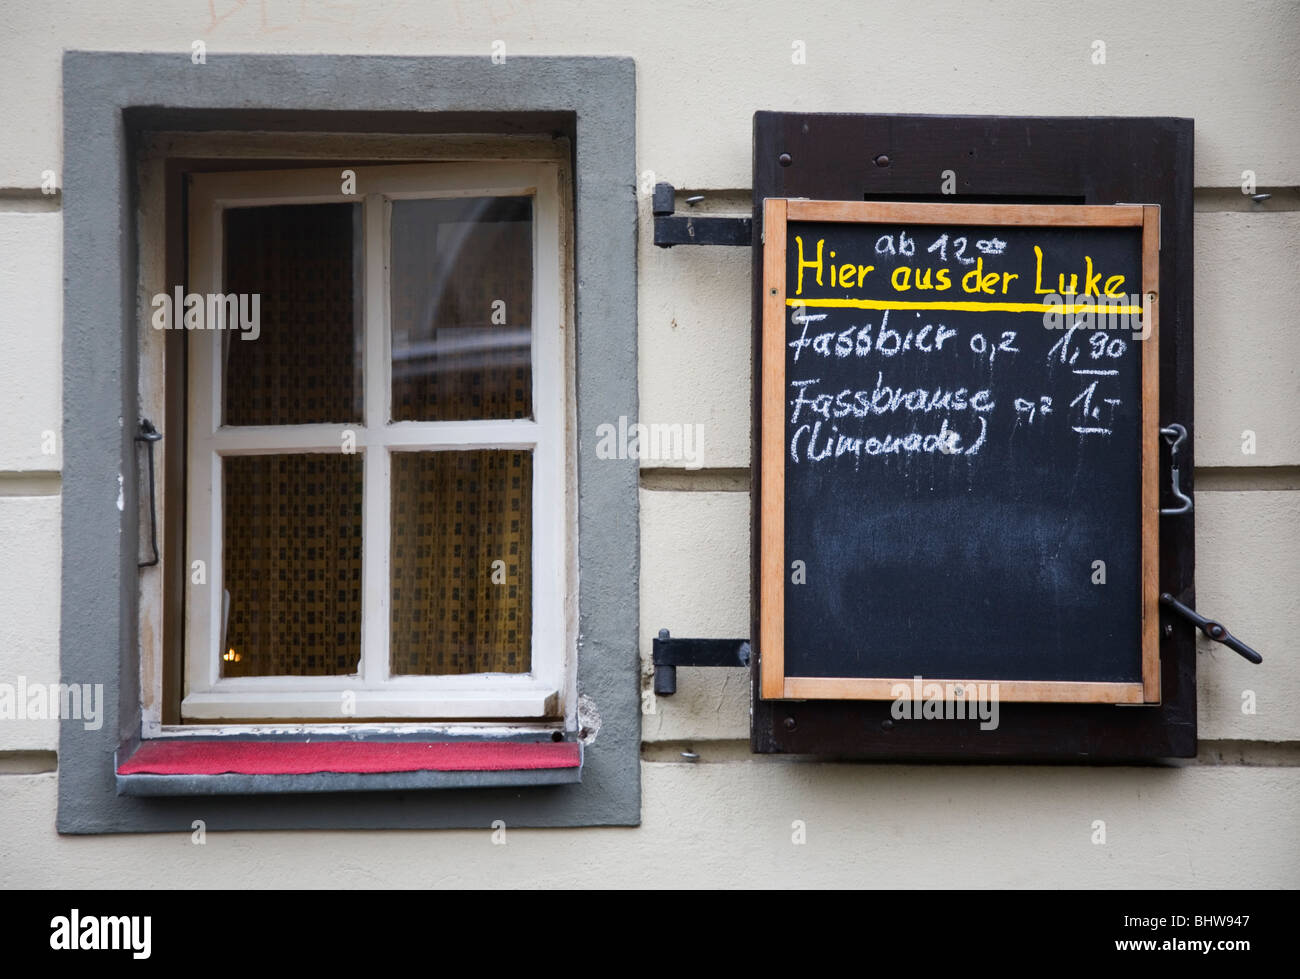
[60, 53, 640, 832]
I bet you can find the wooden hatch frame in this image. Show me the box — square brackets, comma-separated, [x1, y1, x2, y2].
[759, 199, 1162, 705]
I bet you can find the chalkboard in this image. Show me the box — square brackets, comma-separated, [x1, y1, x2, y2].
[760, 201, 1160, 704]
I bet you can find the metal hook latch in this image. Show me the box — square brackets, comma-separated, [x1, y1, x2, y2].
[1160, 423, 1192, 516]
[1160, 593, 1262, 664]
[135, 419, 163, 568]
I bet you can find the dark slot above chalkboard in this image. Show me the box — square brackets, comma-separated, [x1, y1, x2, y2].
[760, 200, 1161, 705]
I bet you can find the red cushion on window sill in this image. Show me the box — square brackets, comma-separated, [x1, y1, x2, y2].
[117, 740, 580, 776]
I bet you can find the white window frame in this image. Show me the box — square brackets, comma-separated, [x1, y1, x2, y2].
[181, 161, 570, 722]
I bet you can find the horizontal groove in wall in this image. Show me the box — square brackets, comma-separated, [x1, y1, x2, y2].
[667, 188, 1300, 214]
[1195, 740, 1300, 767]
[0, 750, 58, 774]
[640, 467, 749, 492]
[2, 466, 1279, 501]
[4, 186, 1298, 214]
[1193, 187, 1300, 212]
[641, 467, 1300, 494]
[642, 739, 1300, 767]
[0, 188, 61, 212]
[1196, 466, 1300, 492]
[662, 189, 751, 214]
[0, 472, 61, 497]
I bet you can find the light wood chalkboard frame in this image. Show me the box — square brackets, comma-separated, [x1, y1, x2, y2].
[760, 199, 1161, 705]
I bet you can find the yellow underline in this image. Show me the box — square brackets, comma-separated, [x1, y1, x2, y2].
[786, 298, 1143, 314]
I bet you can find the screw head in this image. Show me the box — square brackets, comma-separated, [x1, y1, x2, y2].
[783, 716, 796, 731]
[778, 153, 792, 167]
[881, 719, 894, 731]
[874, 154, 890, 168]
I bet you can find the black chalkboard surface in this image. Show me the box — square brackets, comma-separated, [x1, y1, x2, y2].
[760, 201, 1160, 704]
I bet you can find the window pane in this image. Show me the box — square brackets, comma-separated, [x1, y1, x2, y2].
[390, 450, 532, 675]
[221, 453, 363, 677]
[223, 203, 363, 426]
[390, 196, 533, 422]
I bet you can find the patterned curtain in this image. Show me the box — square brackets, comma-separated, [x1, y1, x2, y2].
[390, 449, 532, 675]
[223, 203, 363, 426]
[222, 454, 363, 677]
[219, 202, 364, 678]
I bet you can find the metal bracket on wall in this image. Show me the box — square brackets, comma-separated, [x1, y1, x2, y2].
[653, 629, 751, 694]
[652, 182, 753, 248]
[135, 418, 163, 568]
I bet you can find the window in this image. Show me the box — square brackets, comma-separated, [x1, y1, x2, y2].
[179, 163, 571, 722]
[61, 52, 638, 830]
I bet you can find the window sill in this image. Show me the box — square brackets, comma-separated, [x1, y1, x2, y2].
[115, 739, 581, 796]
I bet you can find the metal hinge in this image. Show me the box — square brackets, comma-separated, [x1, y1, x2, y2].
[652, 182, 753, 248]
[652, 629, 750, 694]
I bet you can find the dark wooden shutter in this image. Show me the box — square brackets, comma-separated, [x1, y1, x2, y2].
[750, 112, 1196, 759]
